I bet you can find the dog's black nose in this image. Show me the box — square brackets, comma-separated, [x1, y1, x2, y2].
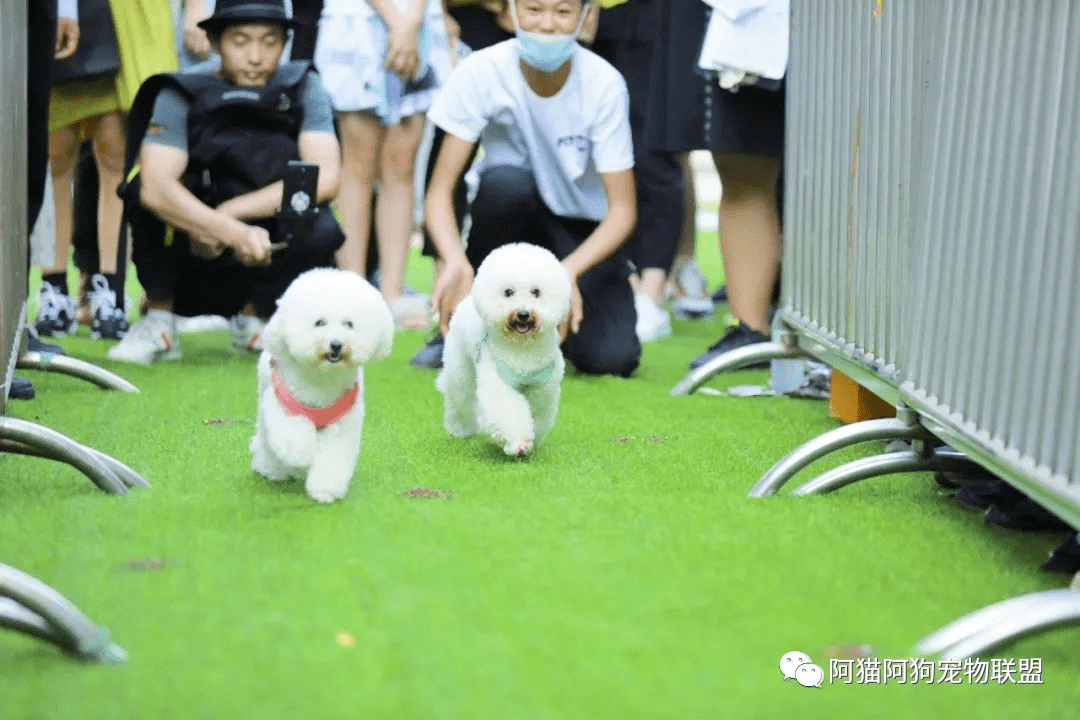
[516, 309, 531, 322]
[329, 340, 343, 354]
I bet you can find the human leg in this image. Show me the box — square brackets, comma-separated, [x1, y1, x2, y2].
[685, 151, 780, 370]
[712, 151, 781, 334]
[36, 123, 81, 337]
[85, 111, 129, 338]
[540, 211, 641, 377]
[376, 113, 428, 328]
[334, 111, 384, 275]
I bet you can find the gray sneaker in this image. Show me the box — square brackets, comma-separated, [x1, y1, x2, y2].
[106, 310, 181, 365]
[230, 314, 265, 352]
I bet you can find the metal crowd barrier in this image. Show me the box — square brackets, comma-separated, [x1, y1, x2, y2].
[676, 0, 974, 492]
[672, 1, 1080, 657]
[0, 1, 135, 662]
[902, 0, 1080, 658]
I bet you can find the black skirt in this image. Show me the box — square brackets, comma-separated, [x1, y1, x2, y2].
[645, 0, 785, 157]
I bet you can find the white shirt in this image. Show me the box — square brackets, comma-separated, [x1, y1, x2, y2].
[428, 39, 634, 222]
[58, 0, 78, 20]
[322, 0, 443, 19]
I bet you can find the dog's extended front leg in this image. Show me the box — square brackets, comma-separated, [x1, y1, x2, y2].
[304, 414, 362, 503]
[250, 409, 295, 481]
[475, 355, 535, 457]
[258, 390, 319, 472]
[524, 379, 561, 444]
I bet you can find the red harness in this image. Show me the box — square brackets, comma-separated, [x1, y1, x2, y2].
[270, 357, 359, 429]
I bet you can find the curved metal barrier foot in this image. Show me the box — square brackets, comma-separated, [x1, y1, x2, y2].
[791, 448, 980, 495]
[0, 564, 126, 663]
[749, 410, 929, 497]
[670, 341, 803, 396]
[17, 352, 139, 393]
[0, 438, 149, 490]
[914, 589, 1080, 661]
[0, 416, 128, 494]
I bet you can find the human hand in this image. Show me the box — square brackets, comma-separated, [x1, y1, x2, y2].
[183, 0, 212, 59]
[189, 232, 226, 260]
[577, 1, 600, 46]
[54, 18, 79, 60]
[443, 12, 461, 64]
[432, 257, 474, 335]
[558, 263, 583, 342]
[229, 224, 273, 266]
[385, 16, 422, 82]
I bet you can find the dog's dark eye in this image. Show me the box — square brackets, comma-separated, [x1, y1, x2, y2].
[315, 319, 326, 327]
[343, 320, 353, 329]
[531, 287, 541, 298]
[504, 288, 514, 298]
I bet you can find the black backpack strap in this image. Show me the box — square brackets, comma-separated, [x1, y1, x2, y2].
[114, 73, 197, 306]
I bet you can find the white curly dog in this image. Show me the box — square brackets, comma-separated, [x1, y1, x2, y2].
[250, 268, 394, 503]
[437, 243, 572, 457]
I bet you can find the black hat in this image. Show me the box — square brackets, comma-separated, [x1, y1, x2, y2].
[197, 0, 302, 33]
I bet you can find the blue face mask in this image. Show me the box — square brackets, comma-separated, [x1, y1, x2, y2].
[510, 2, 588, 73]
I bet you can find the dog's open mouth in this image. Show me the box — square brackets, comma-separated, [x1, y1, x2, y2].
[508, 317, 537, 335]
[323, 346, 348, 364]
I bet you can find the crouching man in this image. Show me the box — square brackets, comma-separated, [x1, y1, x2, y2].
[109, 0, 344, 364]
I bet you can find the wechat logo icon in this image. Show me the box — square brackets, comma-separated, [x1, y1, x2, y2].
[780, 650, 824, 688]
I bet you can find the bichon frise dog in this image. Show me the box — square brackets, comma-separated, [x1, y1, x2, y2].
[250, 268, 394, 503]
[437, 243, 572, 457]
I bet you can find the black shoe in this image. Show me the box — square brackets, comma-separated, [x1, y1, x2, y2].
[953, 479, 1026, 511]
[1042, 533, 1080, 573]
[711, 285, 728, 303]
[409, 333, 445, 369]
[689, 322, 770, 370]
[984, 498, 1072, 532]
[934, 471, 962, 490]
[8, 376, 35, 400]
[26, 329, 66, 355]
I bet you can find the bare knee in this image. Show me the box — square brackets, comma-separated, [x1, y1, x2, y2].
[712, 152, 780, 201]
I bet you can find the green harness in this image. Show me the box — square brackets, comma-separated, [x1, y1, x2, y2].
[480, 336, 557, 390]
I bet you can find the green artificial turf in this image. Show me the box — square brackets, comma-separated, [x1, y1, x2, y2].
[2, 236, 1078, 719]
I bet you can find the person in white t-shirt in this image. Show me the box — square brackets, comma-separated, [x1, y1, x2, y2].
[420, 0, 640, 376]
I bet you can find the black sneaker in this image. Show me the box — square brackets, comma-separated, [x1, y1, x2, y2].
[953, 479, 1026, 511]
[34, 282, 76, 337]
[25, 329, 66, 356]
[984, 498, 1072, 532]
[8, 376, 35, 400]
[409, 333, 445, 369]
[689, 322, 770, 370]
[1042, 533, 1080, 573]
[88, 273, 129, 340]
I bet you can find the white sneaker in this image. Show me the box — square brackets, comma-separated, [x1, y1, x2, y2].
[671, 259, 714, 319]
[230, 314, 265, 352]
[34, 282, 77, 337]
[633, 292, 672, 343]
[177, 315, 230, 333]
[106, 310, 180, 364]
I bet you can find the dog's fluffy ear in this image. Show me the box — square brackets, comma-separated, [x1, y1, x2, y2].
[356, 285, 395, 364]
[261, 303, 288, 359]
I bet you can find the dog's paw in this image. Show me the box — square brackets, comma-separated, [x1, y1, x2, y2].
[307, 489, 342, 504]
[503, 438, 534, 457]
[305, 477, 349, 504]
[251, 448, 293, 482]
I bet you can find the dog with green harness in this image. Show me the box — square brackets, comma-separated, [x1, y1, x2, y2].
[437, 243, 572, 457]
